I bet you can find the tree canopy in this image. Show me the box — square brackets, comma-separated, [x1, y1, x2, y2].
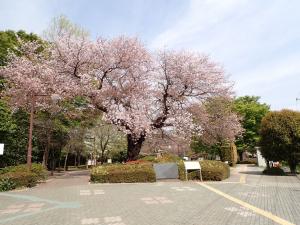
[0, 33, 233, 160]
[260, 109, 300, 173]
[234, 96, 269, 153]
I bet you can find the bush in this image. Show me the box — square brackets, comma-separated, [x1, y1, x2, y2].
[141, 153, 182, 163]
[0, 171, 38, 190]
[91, 163, 156, 183]
[0, 177, 16, 192]
[263, 167, 286, 176]
[0, 163, 47, 180]
[179, 160, 230, 181]
[0, 163, 47, 191]
[6, 172, 38, 187]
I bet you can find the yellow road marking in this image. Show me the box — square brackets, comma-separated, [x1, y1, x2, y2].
[197, 182, 295, 225]
[239, 174, 246, 183]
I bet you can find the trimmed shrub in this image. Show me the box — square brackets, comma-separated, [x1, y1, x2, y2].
[0, 163, 47, 180]
[0, 163, 47, 191]
[179, 160, 230, 181]
[263, 167, 286, 176]
[177, 161, 186, 180]
[141, 153, 182, 163]
[91, 163, 156, 183]
[0, 171, 38, 190]
[1, 171, 38, 187]
[201, 160, 230, 180]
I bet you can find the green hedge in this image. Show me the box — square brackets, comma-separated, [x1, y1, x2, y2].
[141, 154, 182, 163]
[0, 171, 38, 188]
[0, 164, 47, 192]
[91, 163, 156, 183]
[179, 160, 230, 181]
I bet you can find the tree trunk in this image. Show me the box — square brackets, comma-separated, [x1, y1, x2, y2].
[50, 149, 55, 176]
[78, 154, 81, 167]
[64, 152, 69, 171]
[100, 149, 105, 164]
[126, 134, 145, 161]
[27, 96, 35, 170]
[288, 158, 297, 174]
[42, 134, 51, 168]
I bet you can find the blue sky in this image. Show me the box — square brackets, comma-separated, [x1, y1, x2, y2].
[1, 0, 299, 110]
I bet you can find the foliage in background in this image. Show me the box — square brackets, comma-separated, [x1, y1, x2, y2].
[234, 96, 270, 154]
[190, 97, 242, 162]
[85, 119, 126, 164]
[260, 109, 300, 174]
[219, 142, 238, 166]
[191, 97, 243, 146]
[0, 30, 41, 67]
[43, 15, 89, 41]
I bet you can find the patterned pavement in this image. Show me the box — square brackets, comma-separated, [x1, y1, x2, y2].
[0, 165, 299, 225]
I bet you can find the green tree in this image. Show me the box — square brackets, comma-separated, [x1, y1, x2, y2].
[0, 30, 42, 167]
[234, 96, 270, 155]
[260, 110, 300, 174]
[43, 15, 89, 41]
[0, 30, 41, 67]
[190, 97, 242, 165]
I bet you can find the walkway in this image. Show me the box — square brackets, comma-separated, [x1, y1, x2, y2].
[0, 165, 299, 225]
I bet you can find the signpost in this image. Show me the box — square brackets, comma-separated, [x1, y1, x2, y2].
[0, 144, 4, 155]
[184, 161, 202, 181]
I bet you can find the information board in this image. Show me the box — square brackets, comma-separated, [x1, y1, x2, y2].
[0, 144, 4, 155]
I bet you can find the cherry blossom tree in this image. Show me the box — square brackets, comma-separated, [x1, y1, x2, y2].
[2, 34, 234, 161]
[50, 34, 233, 160]
[190, 97, 243, 146]
[0, 40, 64, 168]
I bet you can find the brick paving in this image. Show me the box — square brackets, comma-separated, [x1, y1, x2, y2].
[0, 165, 299, 225]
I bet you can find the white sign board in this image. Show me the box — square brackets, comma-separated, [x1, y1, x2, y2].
[256, 148, 267, 167]
[184, 161, 202, 181]
[0, 144, 4, 155]
[184, 161, 201, 170]
[87, 159, 96, 166]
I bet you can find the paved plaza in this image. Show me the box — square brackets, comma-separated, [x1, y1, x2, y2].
[0, 165, 299, 225]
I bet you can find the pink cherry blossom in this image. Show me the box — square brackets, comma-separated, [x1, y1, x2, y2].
[1, 35, 237, 160]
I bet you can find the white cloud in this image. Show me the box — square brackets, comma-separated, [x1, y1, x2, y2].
[236, 54, 300, 91]
[151, 0, 300, 109]
[150, 0, 247, 49]
[0, 0, 73, 35]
